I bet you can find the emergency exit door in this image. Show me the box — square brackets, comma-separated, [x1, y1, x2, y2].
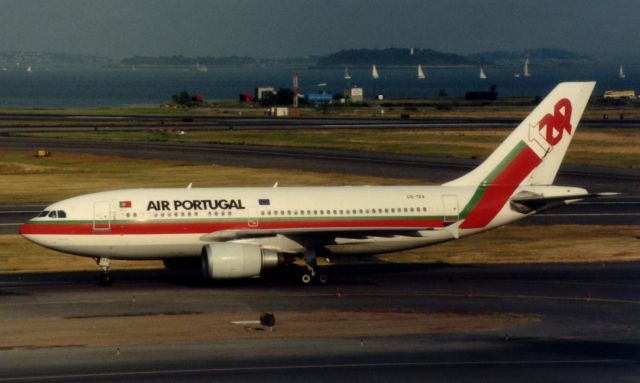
[93, 201, 111, 231]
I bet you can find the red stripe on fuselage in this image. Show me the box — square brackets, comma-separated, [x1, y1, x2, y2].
[20, 218, 444, 236]
[460, 145, 542, 229]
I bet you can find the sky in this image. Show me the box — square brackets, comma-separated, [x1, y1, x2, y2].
[0, 0, 638, 59]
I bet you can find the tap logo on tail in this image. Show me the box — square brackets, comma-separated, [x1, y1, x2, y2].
[528, 98, 573, 156]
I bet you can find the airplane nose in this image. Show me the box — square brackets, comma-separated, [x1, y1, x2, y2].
[19, 220, 41, 245]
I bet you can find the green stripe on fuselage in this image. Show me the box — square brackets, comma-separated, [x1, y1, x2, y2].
[459, 140, 527, 218]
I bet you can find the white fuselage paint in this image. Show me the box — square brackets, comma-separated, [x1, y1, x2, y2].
[20, 185, 586, 260]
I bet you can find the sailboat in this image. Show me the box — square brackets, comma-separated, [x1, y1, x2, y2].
[26, 66, 32, 74]
[196, 62, 208, 72]
[479, 67, 487, 80]
[524, 57, 531, 77]
[344, 66, 351, 80]
[372, 64, 379, 80]
[619, 65, 626, 79]
[417, 64, 426, 80]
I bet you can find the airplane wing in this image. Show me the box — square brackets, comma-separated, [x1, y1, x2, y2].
[200, 226, 431, 242]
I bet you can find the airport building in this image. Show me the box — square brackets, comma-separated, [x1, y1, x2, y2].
[255, 86, 277, 101]
[345, 87, 364, 103]
[307, 92, 333, 105]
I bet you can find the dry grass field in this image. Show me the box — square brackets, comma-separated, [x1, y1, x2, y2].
[23, 125, 639, 169]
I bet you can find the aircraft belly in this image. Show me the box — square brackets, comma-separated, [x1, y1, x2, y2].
[37, 234, 204, 260]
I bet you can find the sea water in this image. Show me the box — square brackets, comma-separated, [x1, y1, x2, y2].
[0, 64, 636, 108]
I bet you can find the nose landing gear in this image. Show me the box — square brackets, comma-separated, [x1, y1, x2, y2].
[96, 257, 112, 286]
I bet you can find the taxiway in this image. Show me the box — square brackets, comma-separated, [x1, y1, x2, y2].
[0, 263, 638, 382]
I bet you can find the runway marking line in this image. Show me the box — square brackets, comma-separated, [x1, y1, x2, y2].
[0, 358, 629, 382]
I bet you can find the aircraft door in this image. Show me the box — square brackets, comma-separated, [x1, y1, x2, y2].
[247, 207, 259, 228]
[441, 194, 459, 223]
[93, 201, 112, 231]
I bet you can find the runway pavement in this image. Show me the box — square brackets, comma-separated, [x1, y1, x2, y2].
[1, 115, 640, 132]
[0, 262, 638, 382]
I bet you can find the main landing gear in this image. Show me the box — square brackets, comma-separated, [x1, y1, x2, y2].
[297, 250, 331, 285]
[96, 257, 113, 286]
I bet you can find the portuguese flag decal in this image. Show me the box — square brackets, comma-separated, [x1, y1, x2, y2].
[119, 201, 132, 208]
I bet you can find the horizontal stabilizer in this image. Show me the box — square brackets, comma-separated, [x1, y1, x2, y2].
[510, 192, 620, 213]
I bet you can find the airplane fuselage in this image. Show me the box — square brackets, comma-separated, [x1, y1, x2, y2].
[19, 185, 520, 259]
[19, 82, 598, 283]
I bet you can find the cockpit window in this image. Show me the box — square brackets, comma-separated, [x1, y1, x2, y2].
[36, 209, 66, 219]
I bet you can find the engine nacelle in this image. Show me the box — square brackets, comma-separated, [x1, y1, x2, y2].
[201, 243, 280, 280]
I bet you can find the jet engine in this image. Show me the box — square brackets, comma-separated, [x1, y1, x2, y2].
[201, 242, 281, 280]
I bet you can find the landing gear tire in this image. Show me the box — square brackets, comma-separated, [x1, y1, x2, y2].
[315, 272, 330, 285]
[300, 273, 313, 285]
[99, 273, 113, 286]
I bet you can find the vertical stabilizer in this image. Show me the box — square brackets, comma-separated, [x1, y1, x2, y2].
[444, 82, 595, 187]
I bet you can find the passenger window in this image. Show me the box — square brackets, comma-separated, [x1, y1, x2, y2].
[57, 210, 66, 218]
[48, 211, 57, 218]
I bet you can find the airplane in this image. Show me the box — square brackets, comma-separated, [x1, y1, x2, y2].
[21, 82, 605, 286]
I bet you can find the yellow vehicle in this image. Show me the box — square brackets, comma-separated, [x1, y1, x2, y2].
[35, 150, 51, 158]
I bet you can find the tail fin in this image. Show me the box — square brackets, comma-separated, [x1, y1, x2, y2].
[444, 82, 595, 187]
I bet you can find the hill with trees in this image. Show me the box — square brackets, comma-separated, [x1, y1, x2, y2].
[315, 48, 472, 67]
